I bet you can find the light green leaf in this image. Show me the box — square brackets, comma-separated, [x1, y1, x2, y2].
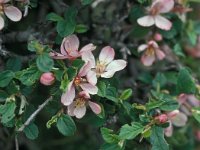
[36, 53, 54, 72]
[101, 128, 120, 143]
[119, 89, 132, 101]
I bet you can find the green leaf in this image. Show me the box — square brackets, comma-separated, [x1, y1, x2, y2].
[75, 24, 89, 33]
[16, 65, 41, 86]
[176, 68, 196, 94]
[36, 53, 54, 72]
[81, 0, 94, 5]
[56, 114, 76, 136]
[24, 123, 39, 140]
[0, 101, 16, 124]
[150, 126, 169, 150]
[46, 12, 63, 22]
[0, 90, 8, 102]
[28, 40, 41, 52]
[119, 89, 132, 100]
[173, 44, 185, 57]
[152, 73, 167, 88]
[100, 143, 122, 150]
[6, 57, 22, 72]
[56, 7, 78, 37]
[72, 59, 85, 70]
[101, 128, 120, 143]
[119, 122, 144, 140]
[192, 107, 200, 123]
[97, 81, 107, 97]
[0, 70, 15, 87]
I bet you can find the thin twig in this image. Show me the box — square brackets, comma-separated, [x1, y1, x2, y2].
[17, 96, 53, 132]
[15, 136, 19, 150]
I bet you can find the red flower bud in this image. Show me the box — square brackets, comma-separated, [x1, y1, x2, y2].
[155, 114, 168, 124]
[40, 72, 55, 86]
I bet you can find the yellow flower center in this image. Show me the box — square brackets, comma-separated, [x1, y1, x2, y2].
[96, 62, 106, 77]
[75, 98, 86, 108]
[0, 4, 4, 13]
[74, 76, 81, 86]
[145, 46, 155, 56]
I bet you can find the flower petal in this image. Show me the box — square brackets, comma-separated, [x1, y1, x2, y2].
[81, 51, 96, 67]
[80, 83, 98, 95]
[99, 46, 115, 65]
[141, 54, 155, 66]
[138, 44, 148, 52]
[4, 6, 22, 22]
[61, 81, 75, 106]
[60, 34, 79, 55]
[155, 49, 165, 60]
[88, 101, 101, 114]
[49, 52, 69, 59]
[155, 15, 172, 31]
[74, 106, 86, 119]
[153, 0, 174, 13]
[164, 121, 173, 137]
[171, 112, 188, 127]
[79, 91, 90, 99]
[78, 62, 92, 77]
[86, 70, 97, 85]
[101, 60, 127, 78]
[67, 102, 75, 116]
[137, 16, 155, 27]
[0, 16, 5, 30]
[80, 43, 96, 53]
[0, 0, 10, 3]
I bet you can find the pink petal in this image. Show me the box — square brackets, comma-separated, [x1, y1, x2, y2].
[74, 106, 86, 119]
[49, 52, 69, 59]
[61, 81, 75, 106]
[188, 95, 200, 107]
[137, 16, 155, 27]
[0, 16, 5, 30]
[88, 101, 101, 114]
[86, 70, 97, 85]
[167, 110, 180, 119]
[164, 121, 173, 137]
[80, 43, 96, 53]
[148, 40, 159, 48]
[78, 62, 92, 77]
[155, 49, 165, 60]
[138, 44, 148, 52]
[155, 15, 172, 31]
[141, 54, 155, 66]
[101, 60, 127, 78]
[154, 0, 174, 13]
[79, 91, 90, 99]
[99, 46, 115, 65]
[171, 112, 188, 127]
[80, 83, 98, 95]
[67, 102, 75, 116]
[60, 34, 79, 56]
[81, 51, 96, 67]
[4, 6, 22, 22]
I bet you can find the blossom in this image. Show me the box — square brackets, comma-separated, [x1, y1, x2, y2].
[67, 91, 101, 119]
[138, 40, 165, 66]
[153, 33, 163, 41]
[137, 0, 174, 30]
[82, 46, 127, 78]
[178, 93, 200, 116]
[50, 34, 96, 60]
[40, 72, 55, 86]
[164, 110, 188, 137]
[0, 0, 22, 30]
[61, 62, 98, 106]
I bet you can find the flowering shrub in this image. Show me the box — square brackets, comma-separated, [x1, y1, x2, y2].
[0, 0, 200, 150]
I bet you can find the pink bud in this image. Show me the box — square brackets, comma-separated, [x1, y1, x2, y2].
[40, 72, 55, 86]
[155, 114, 168, 124]
[154, 33, 163, 41]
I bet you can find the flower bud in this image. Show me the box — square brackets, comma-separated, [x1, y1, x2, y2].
[154, 33, 163, 41]
[40, 72, 55, 86]
[155, 114, 168, 124]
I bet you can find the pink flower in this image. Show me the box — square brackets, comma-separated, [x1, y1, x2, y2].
[40, 72, 55, 86]
[178, 93, 200, 116]
[67, 91, 101, 119]
[82, 46, 127, 78]
[50, 34, 96, 60]
[0, 0, 22, 30]
[61, 62, 98, 106]
[154, 114, 168, 124]
[137, 0, 174, 30]
[138, 40, 165, 66]
[164, 110, 188, 137]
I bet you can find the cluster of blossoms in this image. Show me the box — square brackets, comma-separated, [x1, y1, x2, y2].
[40, 34, 127, 118]
[154, 93, 200, 137]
